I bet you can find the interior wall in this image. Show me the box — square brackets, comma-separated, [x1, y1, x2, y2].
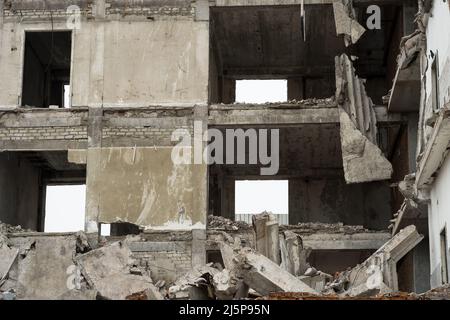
[0, 153, 41, 230]
[289, 179, 391, 230]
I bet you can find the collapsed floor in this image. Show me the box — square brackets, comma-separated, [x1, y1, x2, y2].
[1, 214, 448, 300]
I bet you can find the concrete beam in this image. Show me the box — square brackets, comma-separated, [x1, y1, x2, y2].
[416, 106, 450, 187]
[209, 104, 404, 126]
[212, 0, 404, 6]
[301, 232, 391, 250]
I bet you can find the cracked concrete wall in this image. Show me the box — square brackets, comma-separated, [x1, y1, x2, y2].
[86, 147, 207, 230]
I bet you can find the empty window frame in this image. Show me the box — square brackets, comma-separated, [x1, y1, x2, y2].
[431, 52, 440, 112]
[44, 184, 86, 232]
[21, 31, 72, 108]
[235, 80, 288, 104]
[441, 227, 449, 284]
[235, 180, 288, 224]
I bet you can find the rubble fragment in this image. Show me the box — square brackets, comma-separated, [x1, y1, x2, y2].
[328, 225, 423, 296]
[207, 215, 252, 231]
[219, 243, 317, 296]
[75, 241, 159, 300]
[279, 231, 311, 276]
[333, 0, 366, 46]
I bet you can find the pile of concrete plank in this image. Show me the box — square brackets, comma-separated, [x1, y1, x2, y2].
[169, 213, 424, 300]
[0, 222, 164, 300]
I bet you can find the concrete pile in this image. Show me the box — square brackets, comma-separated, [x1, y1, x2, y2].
[172, 213, 426, 300]
[323, 225, 424, 297]
[0, 224, 164, 300]
[207, 215, 253, 231]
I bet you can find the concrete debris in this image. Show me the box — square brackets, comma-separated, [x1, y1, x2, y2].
[279, 231, 311, 276]
[168, 264, 220, 300]
[280, 222, 381, 235]
[0, 221, 31, 234]
[326, 225, 423, 296]
[339, 107, 393, 184]
[57, 289, 98, 301]
[419, 284, 450, 300]
[75, 241, 159, 300]
[0, 290, 16, 300]
[208, 215, 253, 231]
[335, 54, 393, 184]
[299, 273, 333, 292]
[333, 0, 366, 46]
[252, 212, 280, 264]
[219, 243, 317, 296]
[397, 31, 424, 69]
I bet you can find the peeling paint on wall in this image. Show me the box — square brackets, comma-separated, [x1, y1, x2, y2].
[86, 147, 207, 229]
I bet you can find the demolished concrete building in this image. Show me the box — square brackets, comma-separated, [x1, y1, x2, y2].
[0, 0, 449, 299]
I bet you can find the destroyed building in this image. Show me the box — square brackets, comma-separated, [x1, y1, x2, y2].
[0, 0, 449, 300]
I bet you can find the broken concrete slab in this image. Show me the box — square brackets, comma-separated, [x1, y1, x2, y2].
[95, 273, 157, 300]
[220, 243, 317, 296]
[75, 241, 158, 300]
[280, 231, 311, 276]
[298, 273, 332, 292]
[5, 235, 79, 300]
[335, 54, 393, 183]
[342, 225, 424, 293]
[252, 212, 280, 264]
[343, 281, 393, 298]
[57, 289, 98, 300]
[333, 0, 366, 46]
[0, 245, 19, 282]
[241, 249, 317, 296]
[169, 264, 220, 300]
[339, 108, 393, 183]
[76, 241, 134, 285]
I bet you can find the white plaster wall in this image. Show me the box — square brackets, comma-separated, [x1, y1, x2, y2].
[429, 152, 450, 288]
[423, 2, 450, 117]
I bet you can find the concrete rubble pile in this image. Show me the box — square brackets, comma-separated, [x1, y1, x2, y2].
[0, 221, 164, 300]
[170, 213, 430, 300]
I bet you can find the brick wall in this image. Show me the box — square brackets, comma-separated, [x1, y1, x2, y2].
[0, 126, 87, 141]
[102, 125, 192, 146]
[129, 241, 192, 283]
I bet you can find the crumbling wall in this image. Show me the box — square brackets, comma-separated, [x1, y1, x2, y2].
[86, 147, 207, 230]
[335, 54, 393, 184]
[0, 109, 88, 150]
[130, 239, 193, 283]
[0, 1, 208, 108]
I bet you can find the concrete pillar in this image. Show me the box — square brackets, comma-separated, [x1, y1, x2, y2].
[266, 219, 280, 265]
[221, 78, 235, 104]
[192, 229, 207, 267]
[288, 78, 304, 101]
[252, 213, 280, 265]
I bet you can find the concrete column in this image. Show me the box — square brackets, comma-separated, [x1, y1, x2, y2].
[252, 213, 280, 264]
[191, 229, 207, 267]
[221, 78, 236, 104]
[266, 218, 280, 265]
[288, 77, 304, 101]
